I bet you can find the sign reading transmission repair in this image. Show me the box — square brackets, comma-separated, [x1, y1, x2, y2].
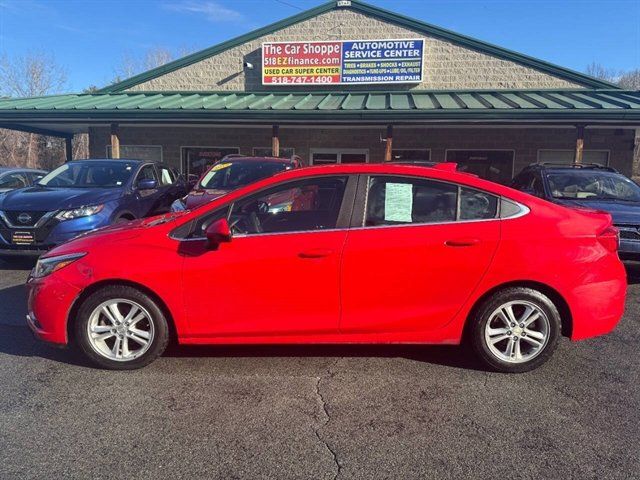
[262, 39, 424, 85]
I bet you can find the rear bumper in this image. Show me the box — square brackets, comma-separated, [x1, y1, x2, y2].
[568, 260, 627, 341]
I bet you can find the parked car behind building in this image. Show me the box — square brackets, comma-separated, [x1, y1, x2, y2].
[171, 155, 301, 212]
[512, 163, 640, 258]
[0, 167, 47, 194]
[0, 159, 186, 258]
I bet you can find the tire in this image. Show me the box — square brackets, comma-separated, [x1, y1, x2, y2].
[114, 215, 133, 224]
[469, 287, 561, 373]
[74, 285, 169, 370]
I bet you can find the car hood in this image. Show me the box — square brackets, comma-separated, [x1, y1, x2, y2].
[556, 198, 640, 225]
[0, 186, 123, 211]
[185, 189, 229, 209]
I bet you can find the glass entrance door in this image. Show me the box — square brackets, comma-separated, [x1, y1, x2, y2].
[182, 147, 240, 177]
[310, 149, 369, 165]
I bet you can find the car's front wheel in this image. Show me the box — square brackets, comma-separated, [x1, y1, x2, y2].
[470, 287, 561, 373]
[74, 285, 169, 370]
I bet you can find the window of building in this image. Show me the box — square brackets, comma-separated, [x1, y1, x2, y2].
[537, 149, 609, 166]
[252, 147, 295, 158]
[445, 150, 514, 184]
[391, 149, 431, 162]
[310, 149, 369, 165]
[365, 176, 498, 227]
[181, 147, 240, 178]
[106, 145, 163, 163]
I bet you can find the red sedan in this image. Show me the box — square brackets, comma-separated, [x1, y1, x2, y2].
[26, 163, 626, 372]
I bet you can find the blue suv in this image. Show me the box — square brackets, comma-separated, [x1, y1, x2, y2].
[0, 159, 187, 257]
[512, 163, 640, 258]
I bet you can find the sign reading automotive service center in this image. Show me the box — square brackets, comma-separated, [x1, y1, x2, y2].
[262, 39, 424, 85]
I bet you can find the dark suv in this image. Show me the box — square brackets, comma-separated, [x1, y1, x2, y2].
[512, 163, 640, 258]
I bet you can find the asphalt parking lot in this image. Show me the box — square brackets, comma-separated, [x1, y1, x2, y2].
[0, 260, 638, 480]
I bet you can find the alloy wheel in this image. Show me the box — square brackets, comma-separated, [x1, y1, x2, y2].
[484, 300, 550, 364]
[86, 299, 155, 362]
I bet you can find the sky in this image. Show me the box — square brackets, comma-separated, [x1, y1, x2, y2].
[0, 0, 638, 92]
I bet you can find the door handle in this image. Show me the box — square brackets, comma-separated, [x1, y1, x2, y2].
[298, 249, 333, 259]
[445, 238, 480, 247]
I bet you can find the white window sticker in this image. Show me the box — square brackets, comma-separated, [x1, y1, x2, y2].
[384, 182, 413, 222]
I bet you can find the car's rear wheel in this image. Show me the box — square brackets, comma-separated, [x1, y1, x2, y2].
[470, 287, 561, 373]
[74, 285, 169, 370]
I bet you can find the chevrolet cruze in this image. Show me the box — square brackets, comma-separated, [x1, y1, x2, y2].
[26, 163, 626, 372]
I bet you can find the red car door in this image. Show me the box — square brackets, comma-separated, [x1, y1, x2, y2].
[340, 175, 500, 335]
[181, 175, 353, 338]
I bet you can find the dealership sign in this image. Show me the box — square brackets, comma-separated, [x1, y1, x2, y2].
[262, 39, 424, 85]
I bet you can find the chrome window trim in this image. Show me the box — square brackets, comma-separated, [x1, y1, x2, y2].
[0, 210, 57, 229]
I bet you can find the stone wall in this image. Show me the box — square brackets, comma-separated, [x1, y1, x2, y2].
[126, 8, 582, 92]
[88, 126, 635, 177]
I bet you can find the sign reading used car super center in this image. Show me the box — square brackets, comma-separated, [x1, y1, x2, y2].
[262, 39, 424, 85]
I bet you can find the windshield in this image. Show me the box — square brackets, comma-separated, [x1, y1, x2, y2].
[38, 162, 137, 188]
[199, 161, 290, 190]
[547, 170, 640, 201]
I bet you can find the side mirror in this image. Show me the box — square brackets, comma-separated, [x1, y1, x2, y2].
[137, 179, 158, 190]
[205, 218, 232, 248]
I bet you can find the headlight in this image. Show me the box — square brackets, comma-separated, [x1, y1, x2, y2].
[32, 252, 86, 278]
[56, 204, 104, 221]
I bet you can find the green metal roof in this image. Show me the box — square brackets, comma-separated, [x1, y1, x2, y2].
[99, 0, 616, 93]
[1, 90, 639, 126]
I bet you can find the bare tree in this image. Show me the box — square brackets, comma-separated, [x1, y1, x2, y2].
[585, 62, 619, 84]
[619, 69, 640, 90]
[587, 64, 640, 181]
[0, 52, 69, 169]
[112, 46, 193, 83]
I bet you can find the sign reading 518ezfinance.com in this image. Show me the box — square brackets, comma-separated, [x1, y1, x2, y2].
[262, 39, 424, 85]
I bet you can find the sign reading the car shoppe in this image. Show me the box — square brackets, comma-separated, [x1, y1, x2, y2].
[262, 39, 424, 85]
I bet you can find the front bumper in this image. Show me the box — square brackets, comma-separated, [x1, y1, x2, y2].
[615, 225, 640, 255]
[26, 273, 81, 345]
[0, 211, 111, 254]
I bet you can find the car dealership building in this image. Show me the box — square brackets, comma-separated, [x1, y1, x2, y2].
[0, 0, 638, 183]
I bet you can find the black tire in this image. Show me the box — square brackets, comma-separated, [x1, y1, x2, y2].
[74, 285, 169, 370]
[114, 215, 133, 224]
[469, 287, 561, 373]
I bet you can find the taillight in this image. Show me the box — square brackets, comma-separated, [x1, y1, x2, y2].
[597, 226, 619, 253]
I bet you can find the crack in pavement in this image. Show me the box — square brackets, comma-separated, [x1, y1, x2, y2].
[313, 360, 342, 480]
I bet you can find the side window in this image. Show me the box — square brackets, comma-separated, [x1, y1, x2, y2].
[511, 172, 532, 190]
[460, 187, 498, 220]
[531, 176, 545, 197]
[159, 167, 175, 186]
[365, 176, 499, 226]
[29, 172, 46, 184]
[228, 176, 348, 235]
[137, 165, 157, 183]
[0, 173, 28, 189]
[366, 176, 457, 226]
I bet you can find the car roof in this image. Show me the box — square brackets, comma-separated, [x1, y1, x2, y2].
[219, 156, 298, 164]
[68, 158, 145, 164]
[0, 167, 47, 173]
[523, 162, 618, 173]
